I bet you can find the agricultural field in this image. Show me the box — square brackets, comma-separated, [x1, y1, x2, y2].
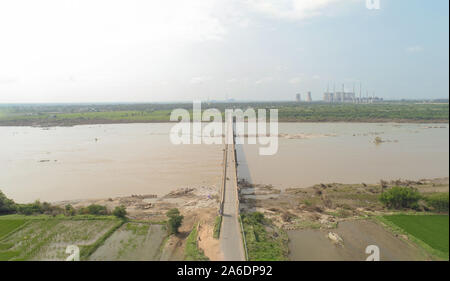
[0, 102, 448, 126]
[0, 216, 121, 261]
[381, 215, 449, 260]
[89, 222, 166, 261]
[0, 219, 27, 240]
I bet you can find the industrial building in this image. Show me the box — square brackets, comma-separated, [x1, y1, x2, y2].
[323, 83, 383, 103]
[323, 91, 356, 103]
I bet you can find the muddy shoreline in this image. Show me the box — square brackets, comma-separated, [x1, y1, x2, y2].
[1, 119, 448, 127]
[238, 177, 449, 230]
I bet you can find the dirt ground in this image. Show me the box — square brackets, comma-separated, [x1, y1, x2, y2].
[55, 185, 222, 261]
[159, 207, 221, 261]
[239, 177, 449, 231]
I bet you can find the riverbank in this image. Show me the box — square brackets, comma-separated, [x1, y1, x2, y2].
[1, 177, 448, 260]
[238, 177, 449, 261]
[0, 184, 222, 261]
[1, 103, 448, 127]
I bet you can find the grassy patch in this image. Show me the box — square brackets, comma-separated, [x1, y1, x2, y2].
[0, 220, 27, 240]
[294, 219, 323, 229]
[381, 215, 449, 260]
[0, 102, 448, 126]
[79, 220, 125, 260]
[213, 216, 222, 239]
[0, 218, 121, 261]
[184, 224, 209, 261]
[241, 212, 288, 261]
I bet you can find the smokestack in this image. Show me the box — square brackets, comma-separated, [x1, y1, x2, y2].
[360, 82, 362, 104]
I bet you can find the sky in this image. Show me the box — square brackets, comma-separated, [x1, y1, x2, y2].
[0, 0, 448, 103]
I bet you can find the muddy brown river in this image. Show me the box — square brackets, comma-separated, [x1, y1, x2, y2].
[1, 122, 448, 203]
[237, 123, 449, 189]
[0, 124, 223, 203]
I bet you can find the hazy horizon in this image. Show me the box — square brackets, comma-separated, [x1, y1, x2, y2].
[1, 0, 448, 103]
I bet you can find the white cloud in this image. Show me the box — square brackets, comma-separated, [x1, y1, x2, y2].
[406, 45, 424, 53]
[245, 0, 344, 21]
[190, 76, 212, 85]
[289, 77, 302, 84]
[255, 77, 274, 85]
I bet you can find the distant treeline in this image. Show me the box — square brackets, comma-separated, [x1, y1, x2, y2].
[0, 102, 448, 126]
[0, 190, 126, 218]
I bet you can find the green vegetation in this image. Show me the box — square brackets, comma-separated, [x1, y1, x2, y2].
[1, 189, 120, 218]
[0, 191, 17, 215]
[381, 215, 449, 260]
[0, 214, 167, 261]
[241, 212, 288, 261]
[184, 224, 208, 261]
[166, 208, 183, 235]
[79, 220, 125, 260]
[424, 193, 449, 213]
[379, 187, 422, 210]
[213, 216, 222, 239]
[88, 222, 167, 261]
[79, 204, 108, 215]
[0, 102, 447, 126]
[0, 217, 121, 261]
[0, 220, 27, 240]
[112, 205, 127, 219]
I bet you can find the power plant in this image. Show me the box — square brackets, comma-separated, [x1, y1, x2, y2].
[295, 92, 312, 102]
[323, 83, 383, 103]
[306, 92, 312, 102]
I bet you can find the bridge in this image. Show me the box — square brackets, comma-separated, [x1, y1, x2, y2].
[219, 118, 247, 261]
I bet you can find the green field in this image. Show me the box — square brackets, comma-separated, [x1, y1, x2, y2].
[0, 102, 448, 126]
[89, 222, 166, 261]
[383, 215, 449, 259]
[0, 220, 27, 240]
[0, 215, 122, 261]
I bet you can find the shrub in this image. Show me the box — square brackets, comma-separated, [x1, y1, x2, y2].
[79, 204, 108, 215]
[0, 190, 16, 215]
[65, 204, 76, 216]
[379, 186, 422, 209]
[113, 205, 127, 219]
[166, 208, 183, 235]
[425, 193, 449, 213]
[213, 216, 222, 239]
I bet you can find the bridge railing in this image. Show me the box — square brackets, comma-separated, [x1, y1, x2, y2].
[230, 121, 249, 261]
[218, 142, 227, 216]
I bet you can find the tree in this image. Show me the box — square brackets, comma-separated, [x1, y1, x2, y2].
[65, 204, 76, 216]
[166, 208, 183, 235]
[86, 204, 108, 215]
[113, 205, 127, 219]
[379, 186, 422, 209]
[0, 190, 16, 215]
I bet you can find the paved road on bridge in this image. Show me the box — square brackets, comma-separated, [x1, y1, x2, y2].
[219, 120, 246, 261]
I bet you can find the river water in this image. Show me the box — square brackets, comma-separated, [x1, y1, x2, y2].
[237, 123, 449, 189]
[1, 122, 448, 203]
[0, 124, 223, 203]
